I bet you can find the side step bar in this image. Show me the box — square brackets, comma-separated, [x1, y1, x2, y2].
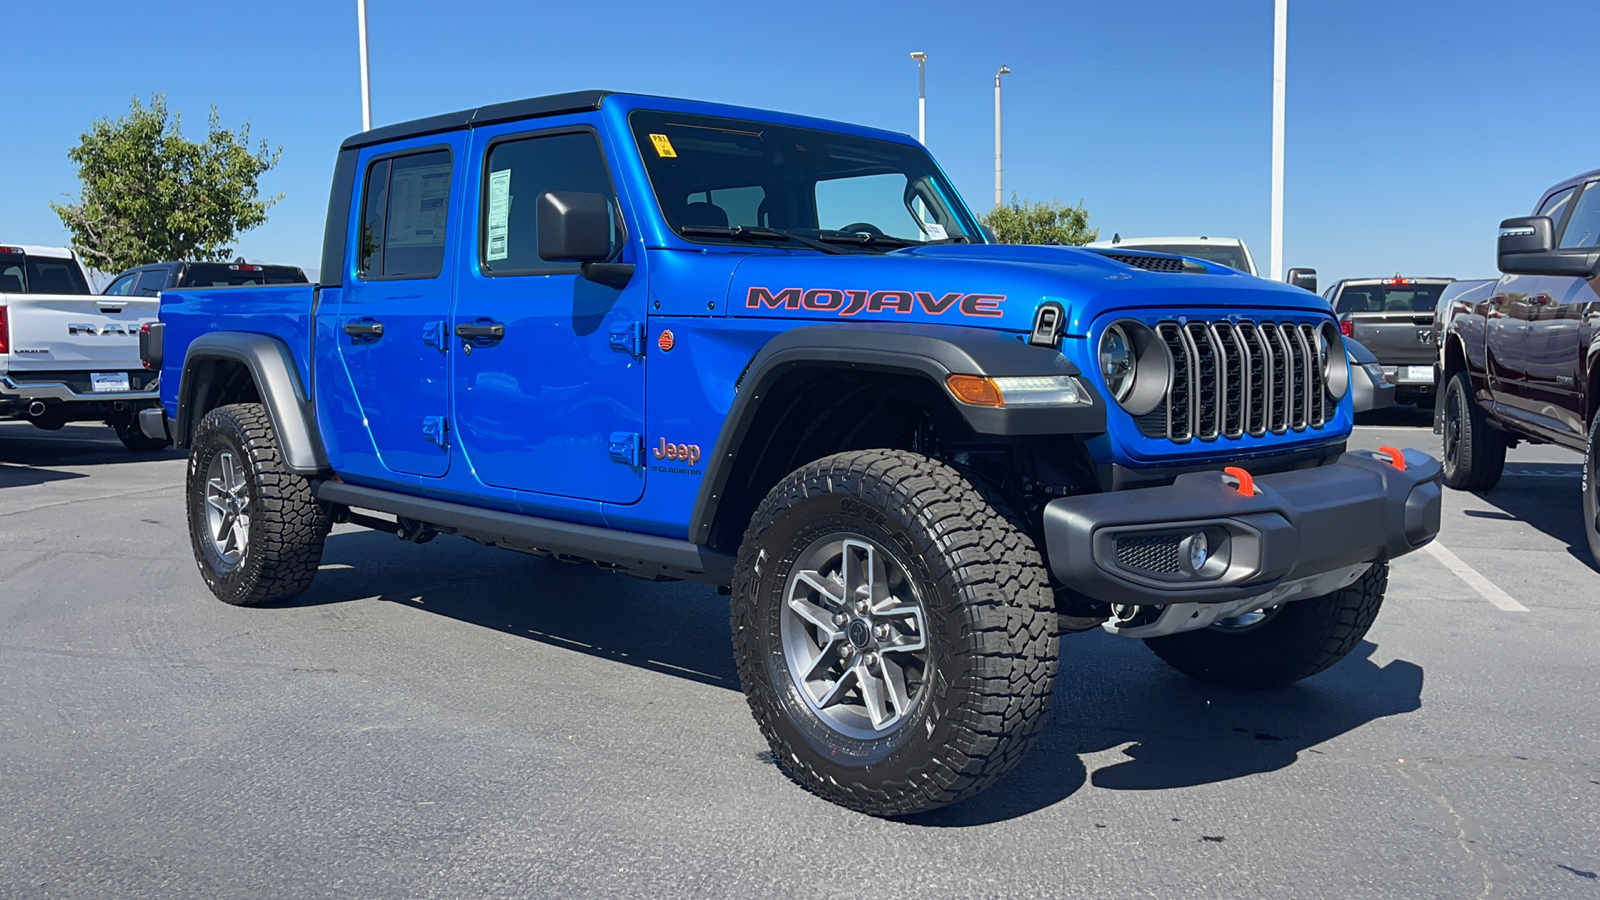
[315, 481, 734, 585]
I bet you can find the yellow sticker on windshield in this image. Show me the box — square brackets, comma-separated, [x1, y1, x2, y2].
[649, 133, 678, 158]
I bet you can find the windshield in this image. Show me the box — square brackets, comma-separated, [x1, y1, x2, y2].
[1335, 282, 1449, 314]
[1127, 243, 1249, 272]
[629, 110, 979, 250]
[0, 252, 91, 295]
[177, 264, 308, 288]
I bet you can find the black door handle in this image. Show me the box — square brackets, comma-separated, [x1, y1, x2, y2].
[455, 321, 505, 341]
[343, 320, 384, 342]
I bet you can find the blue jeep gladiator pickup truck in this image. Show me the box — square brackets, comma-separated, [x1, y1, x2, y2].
[141, 91, 1442, 816]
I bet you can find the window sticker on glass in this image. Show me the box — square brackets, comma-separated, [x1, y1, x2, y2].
[486, 169, 512, 261]
[387, 162, 451, 247]
[649, 134, 678, 158]
[924, 223, 948, 240]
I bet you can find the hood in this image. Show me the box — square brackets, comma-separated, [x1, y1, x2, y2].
[724, 243, 1328, 335]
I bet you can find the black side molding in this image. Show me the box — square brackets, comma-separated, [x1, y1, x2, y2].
[317, 481, 734, 584]
[688, 322, 1105, 544]
[177, 333, 328, 473]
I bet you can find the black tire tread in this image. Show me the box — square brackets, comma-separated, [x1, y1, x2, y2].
[1144, 562, 1389, 689]
[188, 403, 328, 606]
[1441, 370, 1505, 492]
[732, 449, 1057, 816]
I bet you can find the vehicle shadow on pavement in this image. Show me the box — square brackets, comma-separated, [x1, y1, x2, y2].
[0, 463, 86, 489]
[295, 531, 1425, 827]
[0, 422, 182, 472]
[1467, 464, 1595, 567]
[906, 636, 1424, 827]
[1355, 405, 1436, 429]
[291, 530, 741, 687]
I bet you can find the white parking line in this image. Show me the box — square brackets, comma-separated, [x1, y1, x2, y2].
[1422, 541, 1530, 612]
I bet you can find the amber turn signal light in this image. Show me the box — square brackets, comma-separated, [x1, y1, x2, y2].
[946, 374, 1004, 407]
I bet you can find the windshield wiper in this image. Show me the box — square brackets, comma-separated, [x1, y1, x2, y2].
[814, 231, 974, 249]
[679, 224, 847, 255]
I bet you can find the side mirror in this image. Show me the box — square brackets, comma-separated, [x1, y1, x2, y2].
[537, 191, 614, 262]
[1498, 216, 1600, 277]
[1285, 267, 1317, 293]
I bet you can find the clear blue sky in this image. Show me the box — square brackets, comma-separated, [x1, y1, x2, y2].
[4, 0, 1596, 286]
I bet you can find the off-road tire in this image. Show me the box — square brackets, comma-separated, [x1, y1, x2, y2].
[1584, 414, 1600, 569]
[731, 449, 1058, 816]
[187, 403, 329, 606]
[1143, 562, 1389, 689]
[113, 418, 171, 452]
[1441, 370, 1505, 491]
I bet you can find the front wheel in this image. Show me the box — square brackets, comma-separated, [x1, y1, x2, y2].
[731, 450, 1058, 816]
[1584, 415, 1600, 569]
[1143, 563, 1389, 689]
[186, 403, 329, 606]
[1440, 369, 1505, 491]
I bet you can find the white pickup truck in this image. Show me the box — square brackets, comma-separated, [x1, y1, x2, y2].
[0, 244, 167, 450]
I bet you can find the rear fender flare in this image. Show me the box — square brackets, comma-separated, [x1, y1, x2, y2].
[176, 332, 328, 473]
[687, 323, 1105, 544]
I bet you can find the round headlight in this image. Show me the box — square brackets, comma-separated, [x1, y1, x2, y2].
[1319, 321, 1349, 400]
[1099, 324, 1135, 402]
[1099, 320, 1170, 416]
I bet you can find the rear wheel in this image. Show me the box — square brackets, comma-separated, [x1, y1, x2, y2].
[731, 449, 1057, 816]
[186, 403, 329, 606]
[1441, 369, 1505, 491]
[1143, 563, 1388, 689]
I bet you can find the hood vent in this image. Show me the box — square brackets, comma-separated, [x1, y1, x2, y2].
[1089, 250, 1208, 274]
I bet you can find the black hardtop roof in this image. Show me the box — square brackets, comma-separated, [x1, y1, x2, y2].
[340, 90, 610, 151]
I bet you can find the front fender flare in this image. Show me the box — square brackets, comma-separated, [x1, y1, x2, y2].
[687, 323, 1105, 544]
[177, 332, 328, 473]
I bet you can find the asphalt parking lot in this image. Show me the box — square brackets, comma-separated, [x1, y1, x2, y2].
[2, 414, 1597, 899]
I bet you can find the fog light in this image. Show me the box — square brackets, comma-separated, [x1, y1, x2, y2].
[1182, 532, 1209, 573]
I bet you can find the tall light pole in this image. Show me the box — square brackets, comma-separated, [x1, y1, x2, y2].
[357, 0, 373, 131]
[994, 65, 1010, 208]
[1269, 0, 1287, 280]
[910, 52, 928, 144]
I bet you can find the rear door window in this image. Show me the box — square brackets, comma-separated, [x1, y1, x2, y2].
[358, 149, 453, 279]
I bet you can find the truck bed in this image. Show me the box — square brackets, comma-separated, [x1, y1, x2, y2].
[157, 284, 317, 416]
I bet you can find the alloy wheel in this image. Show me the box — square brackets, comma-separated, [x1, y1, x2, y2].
[780, 535, 930, 739]
[203, 450, 251, 565]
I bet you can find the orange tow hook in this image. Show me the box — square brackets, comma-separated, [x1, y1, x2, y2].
[1223, 466, 1256, 497]
[1377, 446, 1407, 471]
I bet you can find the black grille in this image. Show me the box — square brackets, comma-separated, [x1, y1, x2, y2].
[1137, 320, 1333, 443]
[1100, 252, 1187, 273]
[1115, 533, 1182, 575]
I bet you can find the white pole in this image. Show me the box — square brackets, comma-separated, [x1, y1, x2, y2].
[910, 52, 927, 144]
[357, 0, 373, 132]
[994, 66, 1009, 208]
[1270, 0, 1287, 280]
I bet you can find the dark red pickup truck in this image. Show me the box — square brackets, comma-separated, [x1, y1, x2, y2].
[1438, 167, 1600, 562]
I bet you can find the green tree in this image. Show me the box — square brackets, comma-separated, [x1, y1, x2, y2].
[981, 194, 1098, 245]
[51, 93, 282, 272]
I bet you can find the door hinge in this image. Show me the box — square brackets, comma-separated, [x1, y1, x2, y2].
[422, 320, 448, 352]
[608, 431, 643, 467]
[423, 416, 449, 448]
[608, 321, 646, 360]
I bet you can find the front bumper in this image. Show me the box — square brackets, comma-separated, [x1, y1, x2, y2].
[1043, 449, 1441, 606]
